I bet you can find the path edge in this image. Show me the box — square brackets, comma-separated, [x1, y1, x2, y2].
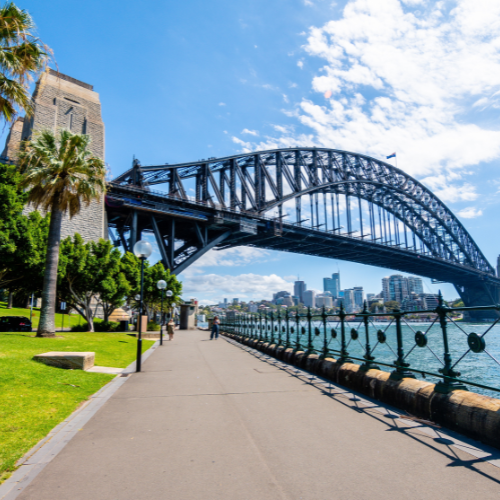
[0, 340, 160, 500]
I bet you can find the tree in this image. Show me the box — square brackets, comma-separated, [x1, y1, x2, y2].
[369, 302, 384, 313]
[18, 129, 106, 337]
[58, 235, 132, 331]
[92, 239, 131, 322]
[384, 300, 400, 312]
[121, 252, 182, 319]
[0, 2, 48, 122]
[0, 162, 49, 294]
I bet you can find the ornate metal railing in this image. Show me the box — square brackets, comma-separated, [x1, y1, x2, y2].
[220, 294, 500, 397]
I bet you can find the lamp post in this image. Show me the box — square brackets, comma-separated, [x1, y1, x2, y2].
[134, 240, 152, 372]
[157, 280, 166, 346]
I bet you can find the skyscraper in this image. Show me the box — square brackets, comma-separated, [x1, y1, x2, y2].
[294, 281, 307, 303]
[303, 290, 316, 308]
[323, 273, 341, 297]
[353, 287, 364, 308]
[382, 275, 409, 304]
[407, 276, 423, 295]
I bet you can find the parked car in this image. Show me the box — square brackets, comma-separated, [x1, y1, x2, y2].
[0, 316, 32, 332]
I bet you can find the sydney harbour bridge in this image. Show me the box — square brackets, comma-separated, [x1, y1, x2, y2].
[106, 147, 500, 312]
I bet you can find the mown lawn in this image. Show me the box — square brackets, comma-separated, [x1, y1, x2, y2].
[0, 301, 82, 330]
[0, 332, 154, 483]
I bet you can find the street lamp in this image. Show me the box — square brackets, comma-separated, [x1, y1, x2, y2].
[134, 240, 152, 372]
[157, 280, 166, 346]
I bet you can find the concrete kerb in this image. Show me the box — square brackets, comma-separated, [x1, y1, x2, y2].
[0, 341, 160, 500]
[222, 332, 500, 450]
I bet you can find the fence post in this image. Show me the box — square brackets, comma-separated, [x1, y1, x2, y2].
[435, 292, 467, 392]
[338, 303, 351, 364]
[295, 310, 302, 352]
[305, 307, 314, 355]
[285, 309, 291, 349]
[270, 311, 275, 345]
[277, 308, 282, 347]
[320, 306, 329, 359]
[360, 301, 379, 371]
[390, 309, 415, 380]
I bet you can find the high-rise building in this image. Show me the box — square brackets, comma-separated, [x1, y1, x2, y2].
[316, 294, 333, 308]
[248, 302, 258, 313]
[382, 275, 409, 304]
[342, 289, 355, 312]
[303, 290, 316, 308]
[294, 281, 307, 303]
[407, 276, 424, 295]
[353, 287, 364, 308]
[233, 298, 239, 305]
[323, 273, 341, 297]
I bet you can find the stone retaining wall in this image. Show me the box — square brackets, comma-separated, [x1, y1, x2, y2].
[223, 333, 500, 450]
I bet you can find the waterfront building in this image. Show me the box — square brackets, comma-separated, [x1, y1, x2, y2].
[248, 302, 258, 313]
[294, 281, 307, 303]
[342, 289, 355, 312]
[323, 273, 341, 297]
[407, 276, 424, 295]
[353, 287, 364, 308]
[303, 290, 316, 308]
[382, 275, 409, 304]
[316, 293, 333, 308]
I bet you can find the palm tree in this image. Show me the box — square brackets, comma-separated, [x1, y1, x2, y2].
[18, 129, 106, 337]
[0, 2, 48, 122]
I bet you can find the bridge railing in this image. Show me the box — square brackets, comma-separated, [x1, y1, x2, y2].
[220, 295, 500, 398]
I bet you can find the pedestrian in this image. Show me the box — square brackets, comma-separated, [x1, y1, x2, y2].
[211, 316, 220, 340]
[167, 317, 175, 341]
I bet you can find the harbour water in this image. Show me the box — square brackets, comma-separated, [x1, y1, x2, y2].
[241, 319, 500, 398]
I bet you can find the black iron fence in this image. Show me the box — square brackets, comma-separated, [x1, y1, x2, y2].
[220, 294, 500, 397]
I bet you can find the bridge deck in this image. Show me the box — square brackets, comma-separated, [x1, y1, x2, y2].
[16, 330, 500, 500]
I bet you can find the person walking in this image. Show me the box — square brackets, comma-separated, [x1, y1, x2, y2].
[167, 317, 175, 341]
[211, 316, 220, 340]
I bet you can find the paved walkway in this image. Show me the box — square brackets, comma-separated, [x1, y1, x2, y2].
[15, 330, 500, 499]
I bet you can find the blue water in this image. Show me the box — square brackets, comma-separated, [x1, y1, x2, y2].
[239, 319, 500, 399]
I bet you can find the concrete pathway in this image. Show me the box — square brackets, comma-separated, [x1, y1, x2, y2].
[15, 330, 500, 499]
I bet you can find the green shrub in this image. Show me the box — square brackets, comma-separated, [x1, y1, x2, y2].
[70, 318, 120, 332]
[147, 321, 161, 331]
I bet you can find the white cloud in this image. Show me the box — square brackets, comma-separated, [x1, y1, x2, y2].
[297, 60, 304, 69]
[283, 94, 289, 103]
[191, 247, 271, 268]
[242, 128, 259, 136]
[253, 0, 500, 195]
[182, 272, 293, 302]
[457, 207, 483, 218]
[232, 136, 252, 152]
[218, 102, 226, 106]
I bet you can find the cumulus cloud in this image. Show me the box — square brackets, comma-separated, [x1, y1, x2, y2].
[242, 128, 259, 136]
[182, 273, 294, 303]
[190, 246, 271, 268]
[297, 60, 304, 69]
[249, 0, 500, 199]
[457, 207, 483, 218]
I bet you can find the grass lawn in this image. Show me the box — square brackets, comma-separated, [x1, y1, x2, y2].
[0, 331, 154, 483]
[0, 301, 83, 330]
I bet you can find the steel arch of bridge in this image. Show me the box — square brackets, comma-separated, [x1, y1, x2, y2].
[113, 147, 494, 277]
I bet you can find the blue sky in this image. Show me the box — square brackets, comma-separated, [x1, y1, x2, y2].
[8, 0, 500, 304]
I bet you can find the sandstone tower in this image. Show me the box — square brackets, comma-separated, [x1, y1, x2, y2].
[2, 69, 106, 242]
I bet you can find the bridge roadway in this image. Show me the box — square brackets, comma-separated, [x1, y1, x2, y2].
[16, 330, 500, 500]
